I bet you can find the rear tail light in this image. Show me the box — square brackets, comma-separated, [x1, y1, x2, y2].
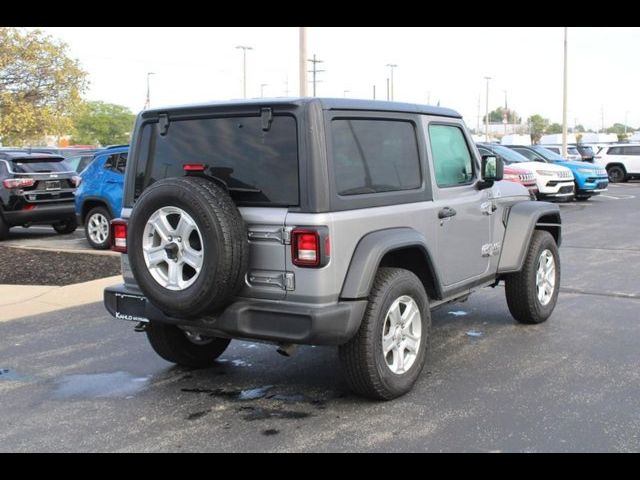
[2, 178, 35, 189]
[110, 219, 128, 253]
[291, 228, 332, 268]
[71, 176, 82, 187]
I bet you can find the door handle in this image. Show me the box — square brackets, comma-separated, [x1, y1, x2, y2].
[438, 207, 457, 219]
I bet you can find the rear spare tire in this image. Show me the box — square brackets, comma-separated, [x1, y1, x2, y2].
[127, 176, 249, 318]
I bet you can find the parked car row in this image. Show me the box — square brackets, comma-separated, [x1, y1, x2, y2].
[477, 143, 609, 202]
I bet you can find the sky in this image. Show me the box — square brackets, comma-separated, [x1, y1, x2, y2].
[37, 27, 640, 131]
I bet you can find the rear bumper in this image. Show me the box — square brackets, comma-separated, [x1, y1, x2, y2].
[2, 202, 76, 226]
[104, 283, 367, 346]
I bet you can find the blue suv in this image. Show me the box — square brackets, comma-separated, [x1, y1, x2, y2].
[74, 145, 128, 249]
[505, 145, 609, 201]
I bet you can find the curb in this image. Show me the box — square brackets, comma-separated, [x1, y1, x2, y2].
[0, 275, 122, 322]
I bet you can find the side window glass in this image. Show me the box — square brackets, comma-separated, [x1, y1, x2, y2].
[429, 124, 474, 187]
[115, 153, 128, 174]
[104, 154, 118, 170]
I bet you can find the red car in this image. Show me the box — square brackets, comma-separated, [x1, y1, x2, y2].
[503, 165, 538, 197]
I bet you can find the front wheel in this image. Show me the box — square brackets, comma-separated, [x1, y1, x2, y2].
[505, 230, 560, 324]
[607, 165, 627, 183]
[146, 322, 231, 368]
[52, 217, 77, 234]
[338, 268, 430, 400]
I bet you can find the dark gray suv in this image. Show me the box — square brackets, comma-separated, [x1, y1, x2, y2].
[104, 98, 562, 399]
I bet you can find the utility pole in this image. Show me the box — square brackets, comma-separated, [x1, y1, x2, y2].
[373, 85, 376, 100]
[236, 45, 253, 98]
[343, 90, 350, 98]
[299, 27, 308, 96]
[386, 78, 390, 101]
[144, 72, 156, 110]
[477, 93, 481, 134]
[307, 54, 324, 97]
[503, 90, 508, 134]
[562, 27, 568, 158]
[386, 64, 398, 100]
[601, 105, 605, 133]
[260, 83, 268, 98]
[484, 76, 492, 142]
[625, 111, 629, 135]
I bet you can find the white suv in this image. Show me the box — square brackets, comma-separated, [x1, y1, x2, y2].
[539, 145, 582, 162]
[594, 144, 640, 183]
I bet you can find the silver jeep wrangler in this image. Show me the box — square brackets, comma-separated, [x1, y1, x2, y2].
[104, 98, 561, 400]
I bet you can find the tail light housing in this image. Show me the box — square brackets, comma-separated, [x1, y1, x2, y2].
[110, 219, 128, 253]
[291, 228, 330, 268]
[3, 178, 35, 189]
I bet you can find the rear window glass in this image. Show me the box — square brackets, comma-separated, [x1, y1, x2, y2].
[135, 115, 299, 206]
[331, 119, 421, 196]
[10, 157, 71, 173]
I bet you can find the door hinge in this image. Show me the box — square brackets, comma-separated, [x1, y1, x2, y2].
[247, 271, 295, 291]
[261, 107, 273, 131]
[247, 226, 293, 244]
[158, 113, 170, 136]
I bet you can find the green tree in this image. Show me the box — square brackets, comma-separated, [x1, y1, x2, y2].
[547, 123, 563, 134]
[606, 123, 634, 142]
[573, 124, 586, 133]
[483, 107, 521, 124]
[0, 28, 87, 145]
[72, 101, 135, 146]
[526, 114, 549, 144]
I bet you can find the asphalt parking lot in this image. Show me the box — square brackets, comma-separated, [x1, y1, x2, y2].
[1, 183, 639, 452]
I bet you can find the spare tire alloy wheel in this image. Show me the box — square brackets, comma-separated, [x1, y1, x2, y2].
[143, 206, 203, 291]
[382, 295, 422, 374]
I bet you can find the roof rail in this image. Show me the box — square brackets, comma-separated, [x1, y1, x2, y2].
[104, 144, 129, 149]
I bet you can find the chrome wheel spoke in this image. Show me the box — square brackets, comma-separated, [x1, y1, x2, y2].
[381, 295, 422, 375]
[142, 207, 204, 291]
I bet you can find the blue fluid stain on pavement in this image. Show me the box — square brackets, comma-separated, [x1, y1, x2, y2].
[238, 385, 274, 400]
[0, 368, 24, 381]
[53, 372, 151, 399]
[465, 330, 483, 338]
[448, 311, 468, 317]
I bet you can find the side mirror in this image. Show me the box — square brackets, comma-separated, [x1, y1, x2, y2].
[481, 155, 503, 181]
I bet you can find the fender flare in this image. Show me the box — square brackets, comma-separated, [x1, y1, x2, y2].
[340, 227, 443, 300]
[497, 201, 561, 274]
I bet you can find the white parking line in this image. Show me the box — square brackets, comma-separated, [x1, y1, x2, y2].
[599, 194, 636, 200]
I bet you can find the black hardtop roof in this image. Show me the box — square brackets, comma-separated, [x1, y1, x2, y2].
[0, 150, 65, 161]
[142, 97, 462, 119]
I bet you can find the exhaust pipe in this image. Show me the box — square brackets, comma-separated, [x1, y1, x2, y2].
[276, 343, 297, 357]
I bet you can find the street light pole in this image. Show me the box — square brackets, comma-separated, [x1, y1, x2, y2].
[562, 27, 569, 158]
[503, 90, 508, 134]
[625, 111, 629, 136]
[484, 76, 492, 142]
[299, 27, 308, 96]
[144, 72, 156, 110]
[236, 45, 253, 98]
[386, 64, 398, 100]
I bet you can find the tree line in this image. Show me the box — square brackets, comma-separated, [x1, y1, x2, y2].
[0, 28, 135, 147]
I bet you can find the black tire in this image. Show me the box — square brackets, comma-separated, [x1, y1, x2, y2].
[128, 176, 248, 318]
[52, 217, 77, 234]
[146, 321, 230, 368]
[84, 206, 112, 249]
[505, 230, 560, 325]
[338, 268, 430, 400]
[607, 165, 627, 183]
[0, 216, 9, 240]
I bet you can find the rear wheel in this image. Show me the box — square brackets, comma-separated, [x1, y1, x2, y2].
[505, 230, 560, 324]
[52, 217, 77, 234]
[84, 206, 112, 249]
[339, 268, 430, 400]
[607, 165, 627, 183]
[146, 322, 231, 368]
